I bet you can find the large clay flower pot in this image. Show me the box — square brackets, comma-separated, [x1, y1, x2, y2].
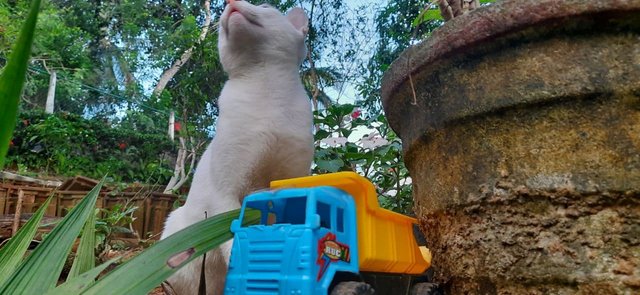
[381, 0, 640, 293]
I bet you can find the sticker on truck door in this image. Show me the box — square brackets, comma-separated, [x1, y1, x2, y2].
[317, 233, 350, 280]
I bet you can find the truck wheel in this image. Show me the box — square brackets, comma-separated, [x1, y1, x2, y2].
[411, 282, 442, 295]
[330, 281, 375, 295]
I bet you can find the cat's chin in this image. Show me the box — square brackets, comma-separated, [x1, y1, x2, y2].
[229, 12, 250, 25]
[226, 12, 263, 35]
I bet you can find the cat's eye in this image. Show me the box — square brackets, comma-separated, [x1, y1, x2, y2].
[259, 4, 271, 8]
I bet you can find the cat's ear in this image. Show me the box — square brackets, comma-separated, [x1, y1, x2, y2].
[287, 7, 309, 35]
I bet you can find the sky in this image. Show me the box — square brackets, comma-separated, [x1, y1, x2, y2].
[323, 0, 382, 105]
[137, 0, 383, 105]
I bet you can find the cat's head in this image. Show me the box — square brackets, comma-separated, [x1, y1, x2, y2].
[219, 0, 309, 75]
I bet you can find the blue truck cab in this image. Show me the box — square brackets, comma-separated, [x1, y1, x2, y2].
[224, 186, 359, 295]
[224, 172, 435, 294]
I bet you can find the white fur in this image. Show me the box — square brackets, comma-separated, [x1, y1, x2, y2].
[160, 2, 312, 294]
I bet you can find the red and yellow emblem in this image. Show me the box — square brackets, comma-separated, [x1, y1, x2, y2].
[317, 233, 350, 280]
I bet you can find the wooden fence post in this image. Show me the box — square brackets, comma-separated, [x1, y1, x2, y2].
[11, 189, 24, 236]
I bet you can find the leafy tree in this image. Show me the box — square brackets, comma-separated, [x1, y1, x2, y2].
[313, 103, 415, 214]
[357, 0, 442, 113]
[0, 0, 94, 114]
[346, 0, 495, 212]
[2, 0, 439, 214]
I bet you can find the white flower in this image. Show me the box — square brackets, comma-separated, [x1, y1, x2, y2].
[320, 136, 348, 147]
[359, 132, 389, 149]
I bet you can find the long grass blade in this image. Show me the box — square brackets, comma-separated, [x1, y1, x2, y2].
[68, 209, 97, 278]
[0, 0, 41, 169]
[0, 196, 52, 286]
[44, 257, 120, 295]
[83, 209, 260, 295]
[0, 179, 104, 294]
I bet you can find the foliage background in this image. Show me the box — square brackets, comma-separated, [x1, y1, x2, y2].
[1, 0, 447, 214]
[0, 1, 496, 294]
[6, 110, 175, 183]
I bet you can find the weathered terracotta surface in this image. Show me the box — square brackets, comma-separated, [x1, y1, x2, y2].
[381, 0, 640, 293]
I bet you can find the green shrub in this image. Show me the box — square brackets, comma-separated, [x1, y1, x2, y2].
[6, 110, 175, 182]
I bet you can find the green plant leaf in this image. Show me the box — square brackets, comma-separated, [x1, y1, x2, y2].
[0, 196, 52, 286]
[0, 0, 41, 169]
[45, 257, 120, 295]
[414, 8, 443, 28]
[0, 179, 104, 294]
[314, 129, 331, 141]
[316, 158, 345, 172]
[425, 9, 443, 21]
[68, 209, 96, 279]
[82, 209, 260, 295]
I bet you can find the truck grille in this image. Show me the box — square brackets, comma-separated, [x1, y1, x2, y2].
[246, 240, 284, 294]
[248, 240, 284, 272]
[246, 279, 279, 294]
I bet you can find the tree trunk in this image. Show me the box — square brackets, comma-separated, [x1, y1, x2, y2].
[306, 47, 320, 113]
[164, 137, 200, 194]
[164, 137, 186, 193]
[45, 70, 56, 114]
[168, 111, 175, 141]
[160, 0, 212, 194]
[153, 0, 212, 97]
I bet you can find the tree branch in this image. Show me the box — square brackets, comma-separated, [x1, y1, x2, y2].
[152, 0, 213, 97]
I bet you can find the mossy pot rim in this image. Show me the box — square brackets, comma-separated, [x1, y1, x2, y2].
[380, 0, 640, 109]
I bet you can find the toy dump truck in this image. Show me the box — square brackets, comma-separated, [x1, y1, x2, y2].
[224, 172, 439, 295]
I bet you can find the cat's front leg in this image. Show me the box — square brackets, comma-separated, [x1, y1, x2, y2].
[219, 239, 234, 267]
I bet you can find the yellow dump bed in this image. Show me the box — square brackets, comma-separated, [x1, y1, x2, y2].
[271, 172, 431, 274]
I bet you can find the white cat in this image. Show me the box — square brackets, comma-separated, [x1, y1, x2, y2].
[160, 1, 313, 294]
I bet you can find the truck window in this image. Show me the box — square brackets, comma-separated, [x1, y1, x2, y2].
[317, 201, 331, 229]
[336, 207, 344, 232]
[245, 197, 307, 226]
[280, 197, 307, 224]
